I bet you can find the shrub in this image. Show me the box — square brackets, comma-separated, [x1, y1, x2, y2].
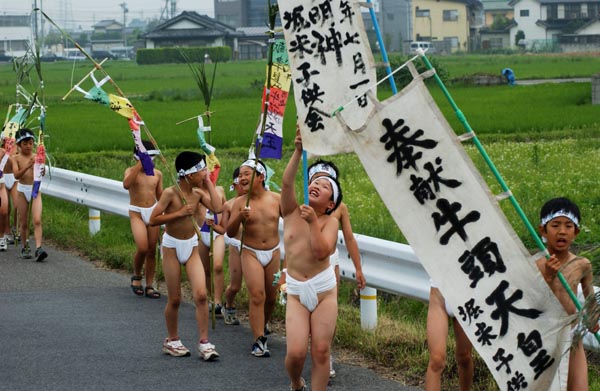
[136, 46, 232, 64]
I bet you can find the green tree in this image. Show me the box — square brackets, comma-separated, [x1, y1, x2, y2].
[77, 33, 89, 46]
[43, 30, 63, 46]
[515, 30, 525, 46]
[491, 14, 510, 30]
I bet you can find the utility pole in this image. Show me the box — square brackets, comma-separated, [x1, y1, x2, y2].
[32, 0, 39, 45]
[170, 0, 177, 18]
[120, 2, 128, 46]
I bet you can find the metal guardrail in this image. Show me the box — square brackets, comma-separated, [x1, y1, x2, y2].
[41, 166, 130, 218]
[40, 166, 599, 351]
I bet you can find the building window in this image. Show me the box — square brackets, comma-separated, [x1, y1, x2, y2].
[443, 10, 459, 21]
[547, 4, 558, 19]
[565, 4, 581, 19]
[520, 9, 530, 17]
[416, 9, 430, 17]
[444, 36, 459, 48]
[588, 3, 599, 18]
[490, 37, 503, 49]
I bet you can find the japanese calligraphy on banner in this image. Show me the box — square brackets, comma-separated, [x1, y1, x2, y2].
[278, 0, 377, 155]
[337, 67, 570, 390]
[256, 39, 292, 159]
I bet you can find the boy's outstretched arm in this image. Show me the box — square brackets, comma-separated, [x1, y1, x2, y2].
[200, 176, 223, 214]
[122, 162, 141, 190]
[281, 128, 302, 217]
[339, 204, 366, 289]
[149, 188, 193, 226]
[305, 210, 338, 260]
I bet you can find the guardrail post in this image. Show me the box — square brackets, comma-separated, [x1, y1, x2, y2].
[89, 209, 101, 236]
[360, 286, 377, 330]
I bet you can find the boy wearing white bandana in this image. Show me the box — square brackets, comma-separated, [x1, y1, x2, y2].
[226, 158, 281, 357]
[123, 140, 163, 298]
[149, 151, 222, 361]
[281, 129, 342, 391]
[536, 197, 599, 391]
[12, 128, 47, 261]
[307, 159, 366, 379]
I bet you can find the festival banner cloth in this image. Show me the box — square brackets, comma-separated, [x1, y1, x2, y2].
[255, 39, 292, 159]
[344, 64, 569, 390]
[72, 71, 155, 176]
[279, 0, 377, 155]
[279, 1, 571, 389]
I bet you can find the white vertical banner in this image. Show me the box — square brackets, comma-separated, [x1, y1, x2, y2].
[333, 67, 570, 390]
[279, 0, 377, 155]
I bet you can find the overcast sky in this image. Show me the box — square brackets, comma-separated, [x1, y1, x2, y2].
[1, 0, 214, 30]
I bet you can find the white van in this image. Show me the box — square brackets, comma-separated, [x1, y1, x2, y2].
[410, 41, 435, 53]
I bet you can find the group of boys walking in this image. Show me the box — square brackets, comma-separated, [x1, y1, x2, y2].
[124, 128, 362, 391]
[0, 128, 48, 262]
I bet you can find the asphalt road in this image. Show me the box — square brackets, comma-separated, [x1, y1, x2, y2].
[0, 243, 421, 391]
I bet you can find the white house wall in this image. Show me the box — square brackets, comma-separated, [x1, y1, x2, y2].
[579, 21, 600, 35]
[168, 20, 202, 30]
[0, 26, 32, 57]
[510, 0, 545, 47]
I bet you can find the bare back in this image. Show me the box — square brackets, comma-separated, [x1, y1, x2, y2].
[124, 167, 163, 207]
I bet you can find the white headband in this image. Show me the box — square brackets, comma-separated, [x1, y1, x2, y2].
[308, 163, 337, 181]
[241, 160, 266, 176]
[541, 210, 579, 227]
[134, 149, 160, 160]
[229, 177, 239, 191]
[313, 176, 339, 204]
[146, 149, 160, 156]
[178, 160, 207, 177]
[16, 132, 34, 144]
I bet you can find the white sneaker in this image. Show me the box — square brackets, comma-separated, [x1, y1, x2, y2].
[0, 237, 7, 251]
[329, 354, 336, 378]
[162, 338, 191, 357]
[198, 341, 219, 361]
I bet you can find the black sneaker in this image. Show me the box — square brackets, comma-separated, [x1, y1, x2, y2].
[20, 246, 32, 259]
[251, 336, 270, 357]
[214, 304, 223, 317]
[35, 247, 48, 262]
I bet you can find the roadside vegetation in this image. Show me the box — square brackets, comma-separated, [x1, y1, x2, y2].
[2, 53, 600, 390]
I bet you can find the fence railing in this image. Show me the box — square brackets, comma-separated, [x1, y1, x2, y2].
[40, 166, 599, 351]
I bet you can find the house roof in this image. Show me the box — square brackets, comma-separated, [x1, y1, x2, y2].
[480, 19, 517, 32]
[144, 11, 242, 39]
[236, 26, 284, 38]
[480, 0, 512, 11]
[128, 18, 147, 29]
[93, 19, 123, 28]
[536, 18, 589, 30]
[574, 18, 600, 32]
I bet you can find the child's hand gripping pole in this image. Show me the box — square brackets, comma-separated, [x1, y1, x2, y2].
[302, 150, 309, 206]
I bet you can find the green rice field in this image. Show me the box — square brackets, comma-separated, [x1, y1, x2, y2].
[2, 53, 600, 390]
